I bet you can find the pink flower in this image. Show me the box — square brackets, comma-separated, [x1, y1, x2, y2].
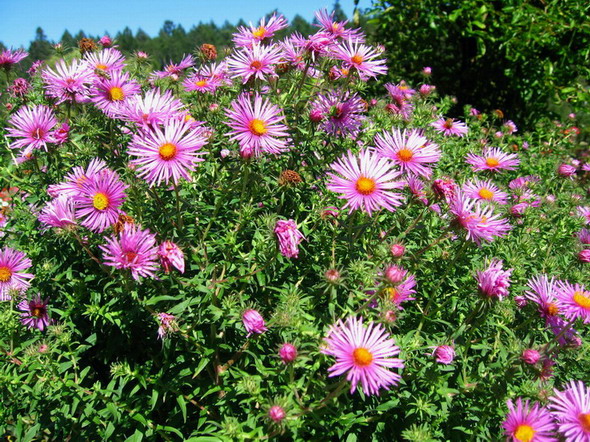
[227, 43, 282, 84]
[521, 349, 541, 365]
[577, 206, 590, 224]
[158, 241, 185, 273]
[233, 14, 288, 48]
[151, 55, 194, 79]
[555, 281, 590, 323]
[274, 219, 305, 258]
[374, 128, 440, 178]
[268, 405, 286, 423]
[54, 123, 70, 145]
[0, 49, 28, 70]
[83, 48, 125, 76]
[6, 105, 58, 153]
[242, 309, 267, 336]
[91, 70, 141, 117]
[430, 118, 468, 137]
[332, 38, 387, 80]
[321, 316, 404, 395]
[279, 343, 297, 363]
[0, 247, 34, 300]
[48, 158, 107, 198]
[525, 274, 560, 319]
[120, 88, 184, 128]
[99, 35, 113, 47]
[327, 149, 405, 216]
[314, 8, 363, 41]
[18, 294, 50, 331]
[42, 58, 92, 104]
[465, 147, 520, 172]
[502, 398, 556, 442]
[432, 345, 455, 365]
[475, 259, 512, 300]
[100, 224, 159, 280]
[550, 380, 590, 441]
[462, 179, 509, 205]
[558, 163, 577, 177]
[37, 195, 77, 229]
[390, 243, 405, 258]
[311, 90, 366, 137]
[156, 312, 177, 339]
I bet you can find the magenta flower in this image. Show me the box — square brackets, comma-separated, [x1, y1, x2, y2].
[311, 90, 365, 137]
[321, 316, 404, 395]
[0, 49, 28, 70]
[550, 381, 590, 441]
[10, 78, 30, 97]
[158, 241, 185, 274]
[579, 250, 590, 263]
[525, 274, 560, 319]
[577, 229, 590, 245]
[314, 8, 363, 41]
[279, 343, 298, 363]
[74, 168, 128, 233]
[382, 272, 416, 309]
[182, 73, 222, 94]
[42, 58, 92, 104]
[577, 206, 590, 225]
[268, 405, 286, 423]
[242, 309, 267, 336]
[558, 163, 577, 177]
[225, 93, 289, 157]
[7, 105, 58, 154]
[91, 70, 140, 117]
[449, 192, 512, 245]
[327, 149, 405, 216]
[475, 259, 512, 300]
[54, 123, 70, 145]
[18, 294, 50, 331]
[432, 345, 455, 365]
[48, 158, 108, 198]
[502, 398, 556, 442]
[521, 349, 541, 365]
[120, 88, 184, 128]
[0, 247, 34, 300]
[156, 312, 178, 339]
[386, 82, 416, 99]
[233, 14, 288, 48]
[466, 147, 520, 172]
[332, 39, 387, 80]
[100, 225, 159, 280]
[274, 219, 305, 258]
[462, 179, 509, 205]
[38, 195, 77, 229]
[430, 118, 468, 137]
[227, 43, 282, 84]
[83, 48, 125, 76]
[151, 55, 194, 79]
[374, 128, 440, 178]
[555, 280, 590, 324]
[432, 177, 457, 203]
[128, 118, 208, 186]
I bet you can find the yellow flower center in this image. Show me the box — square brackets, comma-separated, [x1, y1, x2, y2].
[573, 291, 590, 310]
[514, 424, 535, 442]
[547, 303, 559, 316]
[485, 157, 499, 167]
[159, 143, 177, 161]
[397, 148, 413, 162]
[579, 413, 590, 432]
[249, 118, 268, 136]
[341, 68, 349, 77]
[32, 307, 43, 318]
[332, 23, 341, 32]
[252, 26, 267, 39]
[478, 188, 494, 200]
[352, 347, 373, 367]
[108, 86, 125, 101]
[250, 60, 262, 69]
[0, 266, 12, 282]
[351, 54, 364, 65]
[96, 63, 108, 70]
[92, 192, 109, 211]
[195, 79, 208, 87]
[184, 114, 194, 123]
[355, 177, 377, 196]
[385, 287, 399, 302]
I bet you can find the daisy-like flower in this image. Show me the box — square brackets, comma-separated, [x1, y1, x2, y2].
[38, 195, 77, 229]
[525, 274, 560, 319]
[18, 294, 50, 331]
[42, 58, 93, 104]
[475, 259, 512, 300]
[128, 119, 207, 186]
[374, 128, 441, 178]
[100, 224, 159, 280]
[449, 192, 512, 245]
[555, 280, 590, 324]
[182, 73, 222, 94]
[327, 149, 405, 216]
[462, 179, 509, 204]
[48, 158, 108, 198]
[550, 380, 590, 441]
[0, 49, 28, 70]
[381, 274, 416, 309]
[312, 90, 365, 137]
[74, 168, 128, 233]
[385, 93, 414, 120]
[225, 93, 289, 157]
[430, 118, 469, 137]
[227, 43, 283, 84]
[6, 105, 57, 153]
[151, 55, 194, 79]
[385, 82, 417, 100]
[274, 219, 305, 258]
[0, 247, 34, 300]
[406, 176, 429, 205]
[502, 398, 556, 442]
[158, 241, 185, 273]
[233, 13, 289, 48]
[332, 39, 387, 80]
[91, 70, 141, 117]
[509, 175, 540, 191]
[466, 147, 520, 172]
[314, 8, 363, 41]
[321, 316, 404, 395]
[577, 206, 590, 225]
[577, 229, 590, 245]
[83, 48, 125, 76]
[120, 88, 184, 128]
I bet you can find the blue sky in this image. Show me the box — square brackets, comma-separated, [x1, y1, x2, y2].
[1, 0, 372, 48]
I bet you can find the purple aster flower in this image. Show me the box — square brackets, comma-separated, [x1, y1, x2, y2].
[462, 178, 509, 205]
[38, 195, 77, 229]
[577, 206, 590, 225]
[10, 78, 30, 97]
[151, 55, 194, 79]
[227, 43, 283, 84]
[274, 219, 305, 258]
[525, 274, 561, 319]
[332, 38, 387, 80]
[321, 316, 404, 396]
[327, 149, 405, 216]
[48, 158, 107, 198]
[158, 241, 185, 274]
[0, 247, 34, 300]
[555, 280, 590, 324]
[312, 90, 365, 137]
[6, 105, 58, 153]
[42, 58, 93, 104]
[550, 380, 590, 441]
[430, 118, 468, 137]
[83, 48, 125, 76]
[120, 88, 184, 128]
[91, 70, 140, 117]
[156, 312, 178, 339]
[18, 294, 50, 331]
[432, 345, 455, 365]
[314, 8, 363, 41]
[502, 398, 556, 442]
[466, 147, 520, 172]
[100, 224, 159, 280]
[242, 309, 267, 336]
[279, 343, 298, 363]
[0, 49, 28, 70]
[475, 259, 512, 300]
[233, 14, 288, 48]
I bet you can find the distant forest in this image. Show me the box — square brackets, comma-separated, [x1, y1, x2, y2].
[1, 2, 369, 70]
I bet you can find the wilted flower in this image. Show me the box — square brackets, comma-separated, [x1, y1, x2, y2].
[156, 312, 178, 339]
[158, 241, 185, 273]
[475, 259, 512, 300]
